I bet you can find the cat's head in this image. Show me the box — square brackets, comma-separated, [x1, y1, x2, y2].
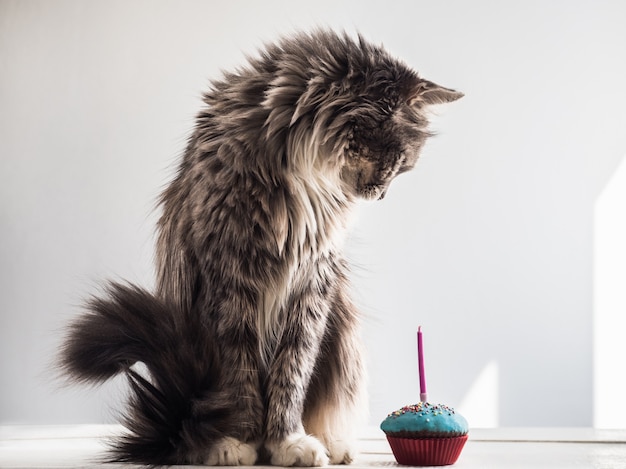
[281, 31, 463, 201]
[339, 75, 463, 200]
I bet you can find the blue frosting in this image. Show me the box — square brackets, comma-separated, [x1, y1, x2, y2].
[380, 403, 468, 434]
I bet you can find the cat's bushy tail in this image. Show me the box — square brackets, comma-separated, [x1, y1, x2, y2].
[60, 282, 233, 465]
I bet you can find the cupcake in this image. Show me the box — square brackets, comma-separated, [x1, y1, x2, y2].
[380, 402, 468, 466]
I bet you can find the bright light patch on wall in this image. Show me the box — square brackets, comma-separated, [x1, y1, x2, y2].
[594, 154, 626, 429]
[458, 360, 499, 428]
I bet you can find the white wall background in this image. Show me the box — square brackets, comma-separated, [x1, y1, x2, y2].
[2, 0, 625, 428]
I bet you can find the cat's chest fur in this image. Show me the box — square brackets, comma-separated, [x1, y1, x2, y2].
[256, 152, 353, 367]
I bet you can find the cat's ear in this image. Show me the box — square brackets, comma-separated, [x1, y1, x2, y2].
[409, 79, 464, 106]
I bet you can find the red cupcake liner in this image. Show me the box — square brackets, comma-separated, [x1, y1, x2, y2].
[385, 434, 468, 466]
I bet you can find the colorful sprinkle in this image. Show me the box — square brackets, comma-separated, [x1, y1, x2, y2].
[386, 402, 456, 418]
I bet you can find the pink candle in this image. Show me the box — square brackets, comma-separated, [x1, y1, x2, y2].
[418, 326, 428, 402]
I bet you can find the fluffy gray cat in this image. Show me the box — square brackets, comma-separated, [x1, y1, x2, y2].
[61, 29, 462, 466]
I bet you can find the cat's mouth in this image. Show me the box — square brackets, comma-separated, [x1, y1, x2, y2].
[341, 165, 390, 201]
[360, 184, 388, 201]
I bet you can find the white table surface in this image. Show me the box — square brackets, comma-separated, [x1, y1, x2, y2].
[1, 425, 626, 468]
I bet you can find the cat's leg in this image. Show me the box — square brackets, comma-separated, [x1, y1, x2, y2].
[202, 342, 263, 465]
[202, 344, 262, 465]
[200, 288, 265, 466]
[303, 289, 367, 465]
[156, 246, 263, 465]
[263, 264, 336, 467]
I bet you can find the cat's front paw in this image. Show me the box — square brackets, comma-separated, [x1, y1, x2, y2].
[266, 433, 329, 467]
[327, 439, 356, 465]
[204, 437, 258, 466]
